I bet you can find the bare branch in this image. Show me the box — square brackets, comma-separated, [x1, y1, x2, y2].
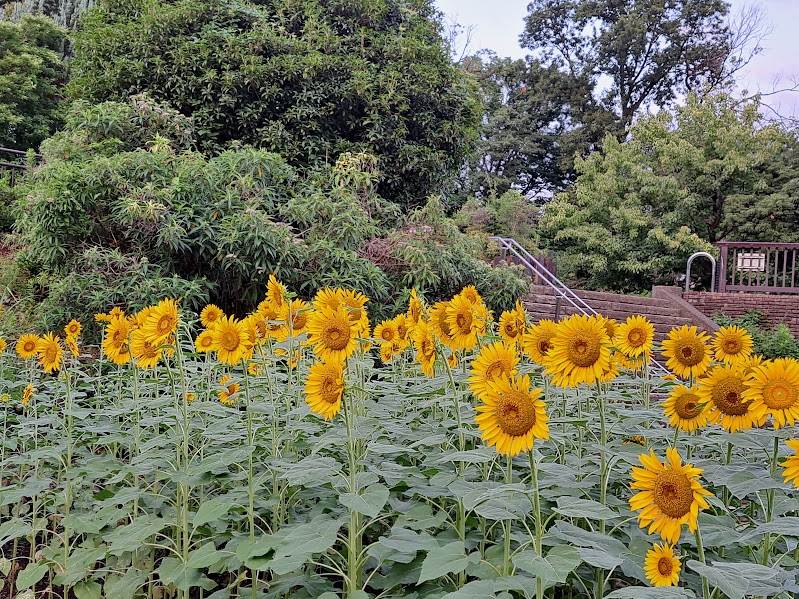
[441, 13, 475, 64]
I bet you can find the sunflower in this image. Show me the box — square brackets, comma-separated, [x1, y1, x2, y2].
[623, 435, 647, 446]
[736, 353, 764, 377]
[194, 329, 215, 354]
[186, 392, 196, 403]
[645, 543, 681, 587]
[313, 287, 340, 311]
[374, 319, 398, 345]
[782, 439, 799, 488]
[412, 319, 437, 377]
[446, 294, 478, 351]
[712, 325, 754, 364]
[545, 314, 612, 388]
[380, 342, 397, 363]
[337, 288, 370, 334]
[218, 375, 241, 406]
[468, 342, 520, 399]
[629, 447, 712, 544]
[697, 364, 757, 432]
[306, 304, 358, 362]
[22, 383, 33, 407]
[64, 319, 81, 338]
[447, 352, 458, 368]
[266, 274, 286, 311]
[200, 304, 224, 328]
[210, 315, 250, 366]
[475, 373, 549, 457]
[406, 289, 423, 327]
[255, 299, 283, 338]
[240, 315, 261, 361]
[36, 333, 63, 374]
[130, 330, 163, 369]
[1, 394, 9, 403]
[600, 317, 618, 342]
[0, 338, 5, 354]
[65, 336, 79, 357]
[276, 299, 311, 340]
[304, 358, 345, 420]
[598, 351, 621, 383]
[522, 320, 558, 365]
[473, 301, 491, 336]
[460, 285, 482, 306]
[248, 361, 264, 375]
[498, 301, 527, 345]
[141, 298, 179, 344]
[103, 317, 131, 365]
[429, 301, 455, 347]
[393, 314, 411, 348]
[616, 315, 655, 358]
[16, 334, 40, 360]
[662, 385, 707, 432]
[661, 325, 712, 379]
[743, 358, 799, 429]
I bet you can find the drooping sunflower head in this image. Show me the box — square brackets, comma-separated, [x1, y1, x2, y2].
[522, 319, 558, 365]
[645, 543, 681, 587]
[218, 375, 241, 406]
[661, 325, 712, 379]
[475, 373, 549, 456]
[662, 385, 707, 432]
[545, 314, 612, 388]
[266, 274, 286, 310]
[445, 294, 478, 351]
[16, 334, 41, 360]
[412, 319, 437, 377]
[629, 447, 712, 544]
[406, 288, 424, 326]
[304, 358, 345, 420]
[712, 325, 754, 364]
[64, 319, 82, 339]
[36, 332, 63, 374]
[200, 304, 224, 329]
[22, 383, 33, 407]
[782, 439, 799, 488]
[743, 357, 799, 429]
[142, 298, 179, 344]
[616, 315, 655, 358]
[429, 301, 456, 348]
[306, 304, 358, 362]
[697, 364, 757, 432]
[65, 336, 79, 357]
[468, 342, 520, 399]
[498, 302, 527, 345]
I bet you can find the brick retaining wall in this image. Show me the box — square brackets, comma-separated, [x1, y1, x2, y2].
[683, 292, 799, 336]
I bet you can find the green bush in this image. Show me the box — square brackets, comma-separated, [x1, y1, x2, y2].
[713, 311, 799, 360]
[14, 96, 528, 324]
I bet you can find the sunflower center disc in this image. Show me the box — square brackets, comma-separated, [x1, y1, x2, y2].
[321, 375, 340, 404]
[676, 339, 705, 366]
[628, 329, 643, 345]
[657, 556, 673, 577]
[322, 319, 350, 350]
[45, 346, 57, 362]
[652, 470, 694, 518]
[24, 341, 36, 353]
[157, 315, 173, 334]
[763, 379, 797, 410]
[456, 311, 472, 332]
[222, 332, 239, 351]
[485, 359, 511, 382]
[381, 329, 395, 342]
[438, 313, 452, 337]
[496, 389, 537, 436]
[567, 332, 601, 367]
[722, 338, 742, 354]
[538, 339, 552, 355]
[421, 339, 433, 357]
[712, 376, 749, 415]
[675, 393, 703, 419]
[293, 314, 308, 330]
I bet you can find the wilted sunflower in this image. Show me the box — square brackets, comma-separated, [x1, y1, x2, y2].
[661, 325, 712, 379]
[616, 315, 655, 358]
[36, 333, 63, 374]
[22, 383, 33, 407]
[194, 329, 215, 354]
[64, 319, 81, 338]
[306, 304, 358, 362]
[211, 315, 250, 366]
[522, 320, 557, 365]
[446, 294, 478, 351]
[662, 385, 707, 432]
[697, 364, 757, 432]
[545, 314, 612, 388]
[475, 373, 549, 456]
[412, 319, 437, 377]
[218, 375, 241, 406]
[406, 289, 424, 327]
[304, 358, 345, 420]
[103, 318, 131, 365]
[498, 301, 527, 345]
[629, 447, 712, 544]
[429, 301, 455, 348]
[266, 274, 286, 311]
[16, 334, 40, 360]
[468, 342, 520, 399]
[645, 543, 681, 587]
[712, 325, 754, 364]
[200, 304, 224, 328]
[374, 319, 398, 345]
[743, 358, 799, 429]
[782, 439, 799, 488]
[130, 330, 163, 369]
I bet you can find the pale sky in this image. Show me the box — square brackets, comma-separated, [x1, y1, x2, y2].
[435, 0, 799, 119]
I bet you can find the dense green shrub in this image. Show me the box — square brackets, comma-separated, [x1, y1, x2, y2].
[14, 96, 528, 325]
[713, 311, 799, 360]
[68, 0, 480, 210]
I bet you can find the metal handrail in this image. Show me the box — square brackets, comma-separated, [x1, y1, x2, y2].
[685, 252, 716, 293]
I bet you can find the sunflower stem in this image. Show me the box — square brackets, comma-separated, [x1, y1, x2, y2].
[694, 524, 710, 599]
[762, 436, 780, 566]
[503, 456, 513, 577]
[528, 450, 544, 599]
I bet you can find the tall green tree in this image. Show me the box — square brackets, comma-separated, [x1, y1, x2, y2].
[539, 92, 798, 291]
[3, 0, 94, 29]
[521, 0, 730, 129]
[0, 14, 66, 150]
[68, 0, 480, 210]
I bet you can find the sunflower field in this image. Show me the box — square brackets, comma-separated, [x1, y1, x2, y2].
[1, 279, 798, 599]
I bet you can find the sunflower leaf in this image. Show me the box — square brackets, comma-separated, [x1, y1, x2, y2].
[687, 560, 746, 599]
[339, 483, 389, 518]
[512, 545, 582, 583]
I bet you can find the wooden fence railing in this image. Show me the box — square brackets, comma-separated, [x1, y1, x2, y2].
[716, 242, 799, 293]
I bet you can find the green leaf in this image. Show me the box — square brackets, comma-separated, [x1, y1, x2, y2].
[606, 588, 694, 598]
[193, 498, 231, 527]
[267, 518, 342, 575]
[73, 580, 102, 599]
[15, 563, 48, 590]
[418, 541, 480, 584]
[512, 545, 581, 583]
[339, 483, 389, 519]
[157, 557, 215, 591]
[281, 456, 342, 486]
[0, 519, 31, 547]
[687, 560, 746, 599]
[104, 517, 165, 555]
[578, 547, 623, 570]
[554, 498, 618, 520]
[103, 568, 148, 599]
[187, 542, 224, 569]
[440, 580, 496, 598]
